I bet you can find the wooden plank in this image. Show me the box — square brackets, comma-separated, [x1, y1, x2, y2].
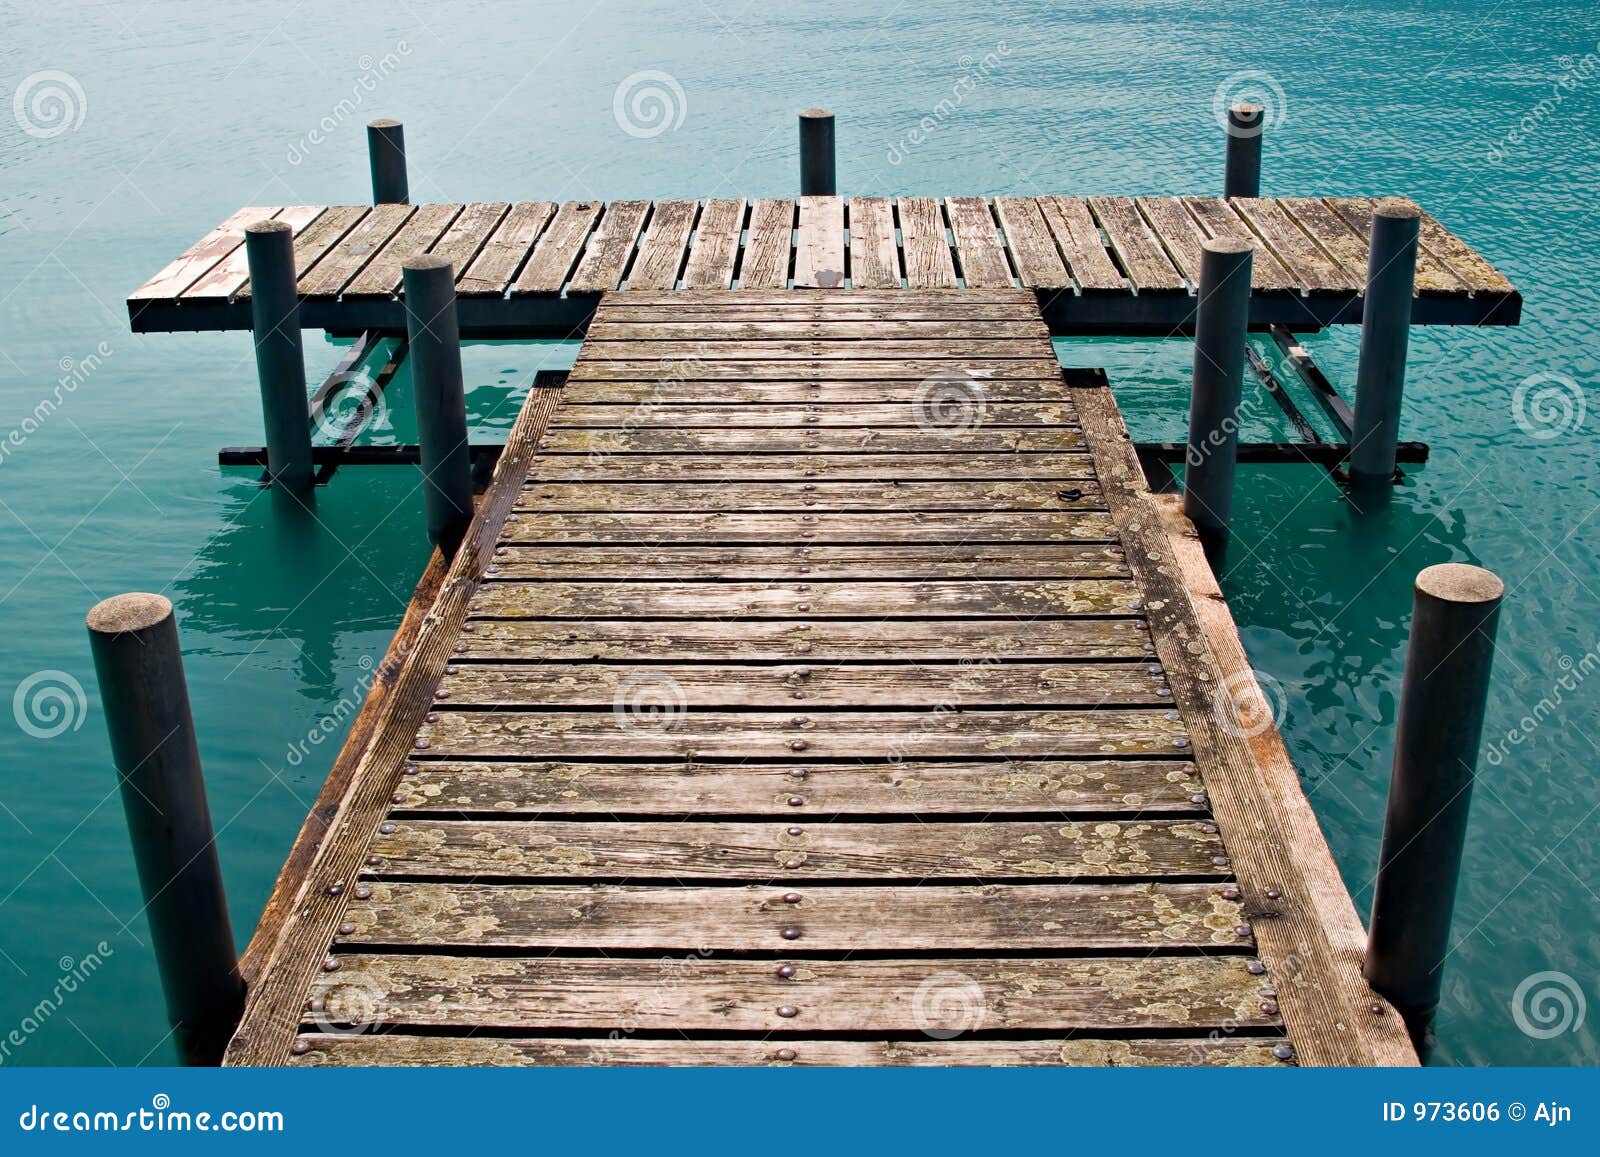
[336, 881, 1245, 950]
[394, 756, 1204, 814]
[516, 479, 1099, 511]
[425, 202, 511, 278]
[228, 206, 367, 301]
[994, 197, 1070, 288]
[498, 510, 1117, 543]
[1036, 196, 1126, 291]
[512, 200, 603, 294]
[310, 955, 1273, 1032]
[343, 203, 463, 298]
[618, 289, 1037, 305]
[489, 543, 1130, 581]
[129, 206, 280, 301]
[1086, 197, 1184, 291]
[566, 200, 651, 293]
[434, 660, 1167, 709]
[847, 197, 901, 288]
[898, 197, 958, 288]
[1324, 198, 1467, 293]
[578, 338, 1047, 361]
[680, 198, 746, 289]
[626, 200, 698, 290]
[525, 452, 1095, 481]
[470, 578, 1140, 619]
[1413, 207, 1513, 292]
[454, 618, 1153, 662]
[566, 360, 1058, 381]
[181, 205, 325, 300]
[549, 400, 1069, 426]
[1134, 196, 1205, 285]
[1230, 198, 1360, 292]
[1180, 197, 1298, 291]
[456, 201, 556, 295]
[297, 203, 415, 297]
[946, 196, 1014, 287]
[415, 709, 1187, 760]
[534, 427, 1079, 454]
[293, 1034, 1286, 1068]
[558, 381, 1073, 405]
[793, 195, 846, 288]
[1277, 197, 1373, 287]
[739, 199, 794, 289]
[584, 319, 1047, 340]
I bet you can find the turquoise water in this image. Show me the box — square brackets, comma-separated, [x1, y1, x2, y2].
[2, 0, 1597, 1066]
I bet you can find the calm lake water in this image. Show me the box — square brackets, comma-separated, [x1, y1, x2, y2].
[2, 0, 1597, 1066]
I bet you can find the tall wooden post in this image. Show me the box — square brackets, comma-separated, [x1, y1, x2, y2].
[367, 119, 409, 204]
[244, 221, 314, 492]
[402, 256, 473, 554]
[1224, 102, 1263, 197]
[799, 109, 836, 196]
[1348, 200, 1420, 485]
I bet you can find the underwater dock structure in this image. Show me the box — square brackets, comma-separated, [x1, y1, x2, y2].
[101, 111, 1515, 1067]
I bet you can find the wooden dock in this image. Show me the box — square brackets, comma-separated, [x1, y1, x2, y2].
[127, 195, 1518, 336]
[223, 289, 1418, 1067]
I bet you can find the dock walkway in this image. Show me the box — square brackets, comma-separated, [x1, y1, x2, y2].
[225, 289, 1416, 1067]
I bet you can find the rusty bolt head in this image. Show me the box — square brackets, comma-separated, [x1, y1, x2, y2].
[436, 689, 451, 700]
[338, 922, 356, 936]
[788, 769, 807, 779]
[1235, 923, 1252, 938]
[1247, 960, 1267, 975]
[1369, 1002, 1384, 1015]
[322, 958, 341, 972]
[1272, 1043, 1295, 1062]
[787, 796, 805, 807]
[415, 739, 431, 750]
[327, 883, 344, 897]
[308, 997, 325, 1013]
[791, 716, 808, 726]
[425, 713, 439, 724]
[367, 855, 382, 866]
[379, 822, 396, 834]
[1220, 887, 1241, 901]
[787, 826, 803, 837]
[783, 892, 802, 904]
[1201, 823, 1218, 834]
[790, 739, 808, 751]
[353, 886, 371, 900]
[1211, 855, 1230, 867]
[776, 1005, 798, 1018]
[393, 792, 408, 804]
[777, 964, 797, 979]
[291, 1040, 311, 1055]
[1265, 888, 1282, 901]
[780, 926, 801, 941]
[1173, 737, 1189, 748]
[1190, 793, 1208, 805]
[776, 1048, 797, 1062]
[1260, 1000, 1279, 1016]
[784, 858, 803, 869]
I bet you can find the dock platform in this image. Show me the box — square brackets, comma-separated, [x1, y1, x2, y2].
[128, 196, 1518, 336]
[224, 289, 1418, 1067]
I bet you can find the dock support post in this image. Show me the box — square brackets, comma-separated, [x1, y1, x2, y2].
[1223, 102, 1263, 197]
[402, 256, 473, 555]
[1364, 563, 1503, 1051]
[1183, 238, 1254, 565]
[244, 221, 314, 492]
[87, 593, 244, 1066]
[367, 119, 409, 204]
[799, 109, 836, 196]
[1348, 200, 1420, 485]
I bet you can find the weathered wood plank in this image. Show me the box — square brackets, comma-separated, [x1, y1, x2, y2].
[292, 1034, 1285, 1068]
[1324, 198, 1467, 293]
[454, 618, 1153, 662]
[624, 200, 698, 290]
[946, 196, 1014, 287]
[337, 881, 1246, 950]
[551, 399, 1064, 426]
[793, 195, 846, 288]
[456, 201, 556, 295]
[898, 197, 958, 288]
[1135, 196, 1206, 285]
[297, 203, 415, 297]
[182, 205, 327, 300]
[512, 200, 603, 294]
[566, 200, 651, 293]
[1036, 196, 1127, 291]
[578, 338, 1049, 361]
[1230, 197, 1360, 292]
[498, 510, 1117, 543]
[558, 381, 1073, 405]
[489, 543, 1130, 581]
[129, 205, 280, 301]
[515, 479, 1098, 511]
[310, 955, 1272, 1032]
[1413, 207, 1514, 292]
[424, 202, 511, 280]
[994, 197, 1070, 288]
[739, 199, 794, 289]
[680, 198, 746, 290]
[582, 319, 1048, 341]
[469, 578, 1140, 619]
[343, 203, 463, 298]
[524, 452, 1095, 481]
[567, 359, 1060, 380]
[1087, 197, 1184, 291]
[1181, 196, 1299, 291]
[847, 196, 901, 288]
[394, 756, 1203, 814]
[534, 426, 1080, 454]
[1277, 197, 1373, 287]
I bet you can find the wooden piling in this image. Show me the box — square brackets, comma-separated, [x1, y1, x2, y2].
[1183, 237, 1254, 563]
[1223, 102, 1263, 197]
[402, 256, 473, 554]
[87, 593, 244, 1066]
[1364, 563, 1503, 1049]
[799, 109, 836, 196]
[243, 221, 314, 492]
[367, 119, 409, 204]
[1349, 199, 1420, 485]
